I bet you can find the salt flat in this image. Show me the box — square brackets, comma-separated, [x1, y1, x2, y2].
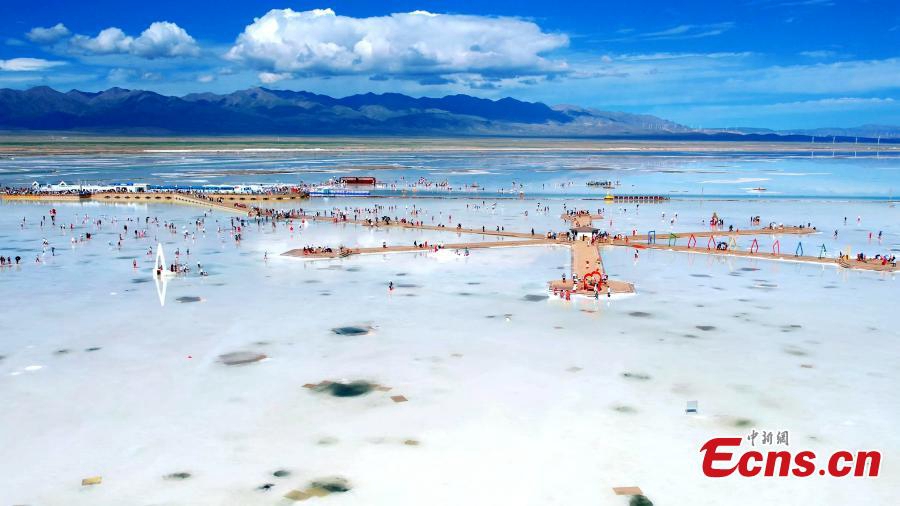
[1, 150, 898, 505]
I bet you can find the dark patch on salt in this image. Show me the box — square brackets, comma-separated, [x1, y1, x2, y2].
[402, 293, 417, 297]
[85, 347, 101, 352]
[257, 483, 274, 491]
[690, 274, 712, 278]
[345, 266, 362, 272]
[395, 272, 408, 276]
[176, 296, 202, 303]
[784, 347, 808, 356]
[696, 325, 716, 331]
[55, 349, 71, 355]
[310, 477, 351, 493]
[740, 267, 760, 272]
[396, 283, 419, 288]
[621, 372, 651, 381]
[165, 472, 191, 480]
[630, 495, 654, 506]
[613, 405, 637, 413]
[628, 311, 652, 317]
[332, 326, 371, 336]
[273, 470, 291, 478]
[219, 351, 266, 365]
[323, 381, 374, 397]
[466, 281, 482, 285]
[131, 277, 151, 284]
[457, 292, 474, 296]
[683, 334, 698, 339]
[303, 279, 322, 284]
[733, 418, 753, 428]
[522, 294, 549, 302]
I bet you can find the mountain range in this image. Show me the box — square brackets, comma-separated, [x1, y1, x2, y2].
[0, 86, 897, 141]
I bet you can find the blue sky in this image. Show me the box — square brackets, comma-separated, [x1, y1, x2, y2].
[1, 0, 898, 129]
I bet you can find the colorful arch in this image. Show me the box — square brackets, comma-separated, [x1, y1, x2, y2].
[582, 270, 603, 290]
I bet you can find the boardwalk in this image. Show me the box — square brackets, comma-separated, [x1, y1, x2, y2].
[285, 206, 895, 301]
[5, 192, 895, 300]
[633, 242, 898, 272]
[1, 191, 303, 214]
[284, 238, 552, 259]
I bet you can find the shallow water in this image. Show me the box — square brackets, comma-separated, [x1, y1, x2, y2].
[0, 154, 898, 505]
[2, 149, 898, 198]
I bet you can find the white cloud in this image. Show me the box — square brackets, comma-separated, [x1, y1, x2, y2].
[721, 97, 894, 114]
[197, 74, 215, 83]
[608, 22, 734, 42]
[107, 67, 135, 82]
[642, 23, 734, 40]
[26, 23, 71, 44]
[799, 50, 837, 59]
[0, 57, 66, 71]
[258, 71, 291, 84]
[132, 22, 200, 58]
[227, 8, 568, 81]
[71, 27, 133, 54]
[70, 22, 199, 58]
[724, 58, 900, 94]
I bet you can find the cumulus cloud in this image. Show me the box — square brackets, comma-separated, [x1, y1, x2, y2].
[227, 8, 568, 83]
[258, 71, 291, 84]
[69, 22, 199, 58]
[0, 57, 66, 71]
[26, 23, 70, 44]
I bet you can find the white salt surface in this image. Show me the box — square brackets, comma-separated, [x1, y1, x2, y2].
[0, 196, 897, 505]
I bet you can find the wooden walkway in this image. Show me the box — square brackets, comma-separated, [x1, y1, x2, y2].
[283, 238, 551, 259]
[293, 213, 547, 239]
[1, 191, 303, 215]
[9, 192, 894, 297]
[631, 242, 898, 272]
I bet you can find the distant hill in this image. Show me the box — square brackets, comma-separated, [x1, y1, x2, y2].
[0, 86, 896, 142]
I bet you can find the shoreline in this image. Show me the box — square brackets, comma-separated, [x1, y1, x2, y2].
[1, 136, 898, 155]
